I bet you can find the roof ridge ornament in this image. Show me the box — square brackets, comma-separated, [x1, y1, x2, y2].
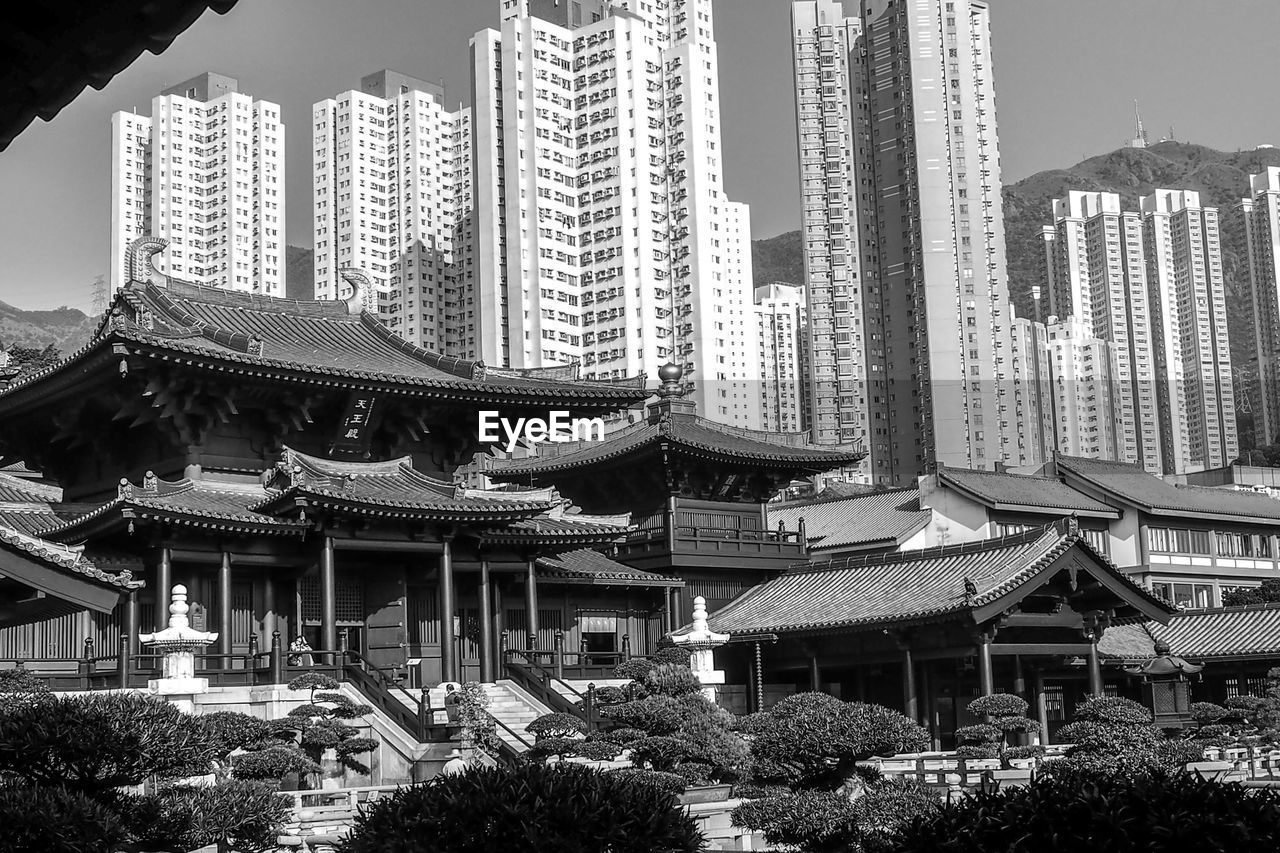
[338, 267, 373, 315]
[126, 236, 170, 289]
[117, 478, 134, 500]
[656, 362, 685, 398]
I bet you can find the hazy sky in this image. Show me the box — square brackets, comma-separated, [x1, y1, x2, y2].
[2, 0, 1278, 312]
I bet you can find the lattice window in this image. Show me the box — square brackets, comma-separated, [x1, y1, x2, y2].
[300, 577, 364, 622]
[1044, 685, 1066, 721]
[232, 584, 254, 644]
[406, 587, 439, 645]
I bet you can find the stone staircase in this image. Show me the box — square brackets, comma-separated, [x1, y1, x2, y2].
[552, 676, 632, 702]
[482, 680, 551, 755]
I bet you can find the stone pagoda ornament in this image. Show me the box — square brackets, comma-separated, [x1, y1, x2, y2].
[139, 584, 219, 712]
[1124, 639, 1204, 729]
[672, 595, 730, 704]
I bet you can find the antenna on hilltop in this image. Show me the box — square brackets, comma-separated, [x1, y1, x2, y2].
[1130, 99, 1149, 149]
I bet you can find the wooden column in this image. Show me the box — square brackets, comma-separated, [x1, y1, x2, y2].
[1033, 668, 1050, 745]
[320, 537, 337, 661]
[493, 580, 505, 672]
[672, 587, 683, 628]
[978, 633, 994, 697]
[920, 660, 938, 749]
[218, 551, 233, 667]
[125, 590, 140, 658]
[439, 536, 457, 683]
[155, 547, 172, 630]
[478, 558, 494, 683]
[524, 557, 539, 649]
[1087, 632, 1103, 696]
[807, 649, 821, 691]
[661, 587, 673, 634]
[262, 572, 277, 640]
[902, 645, 918, 723]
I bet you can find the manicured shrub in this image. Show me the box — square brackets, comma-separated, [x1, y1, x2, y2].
[852, 778, 940, 851]
[199, 710, 274, 760]
[883, 765, 1280, 852]
[608, 767, 687, 796]
[280, 672, 378, 775]
[1191, 701, 1228, 726]
[526, 712, 587, 740]
[595, 726, 647, 746]
[733, 789, 861, 853]
[652, 645, 693, 666]
[746, 694, 929, 789]
[0, 666, 50, 710]
[955, 695, 1040, 767]
[674, 761, 714, 786]
[573, 739, 621, 761]
[230, 744, 320, 782]
[612, 658, 655, 682]
[527, 736, 582, 762]
[0, 783, 129, 853]
[592, 685, 627, 705]
[1072, 694, 1153, 725]
[643, 662, 702, 697]
[339, 762, 704, 853]
[127, 780, 291, 853]
[600, 694, 689, 734]
[676, 713, 751, 781]
[630, 735, 690, 771]
[0, 692, 218, 793]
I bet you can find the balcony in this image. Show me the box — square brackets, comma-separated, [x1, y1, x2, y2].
[613, 497, 808, 573]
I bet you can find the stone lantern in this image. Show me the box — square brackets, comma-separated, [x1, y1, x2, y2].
[1124, 640, 1204, 730]
[672, 595, 729, 704]
[138, 584, 219, 713]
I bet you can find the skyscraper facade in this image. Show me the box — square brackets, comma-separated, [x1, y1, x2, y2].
[790, 0, 1016, 487]
[471, 0, 757, 425]
[1043, 191, 1162, 472]
[313, 71, 471, 352]
[754, 283, 809, 434]
[110, 73, 285, 295]
[1241, 168, 1280, 449]
[1141, 189, 1237, 471]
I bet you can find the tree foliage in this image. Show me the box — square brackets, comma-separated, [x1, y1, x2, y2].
[278, 673, 378, 776]
[0, 665, 51, 710]
[338, 762, 704, 853]
[744, 693, 929, 790]
[1222, 578, 1280, 606]
[0, 783, 129, 853]
[125, 780, 291, 853]
[954, 694, 1041, 767]
[0, 693, 218, 793]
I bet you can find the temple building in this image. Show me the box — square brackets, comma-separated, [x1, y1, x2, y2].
[2, 238, 1279, 765]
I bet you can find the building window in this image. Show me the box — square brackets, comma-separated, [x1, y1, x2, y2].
[1150, 582, 1214, 609]
[1216, 532, 1272, 558]
[1147, 527, 1211, 555]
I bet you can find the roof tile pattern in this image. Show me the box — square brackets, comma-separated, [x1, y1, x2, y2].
[939, 467, 1119, 516]
[767, 489, 931, 552]
[0, 279, 645, 406]
[702, 526, 1171, 636]
[1148, 604, 1280, 659]
[0, 524, 139, 589]
[491, 412, 863, 479]
[536, 549, 679, 586]
[1057, 455, 1280, 521]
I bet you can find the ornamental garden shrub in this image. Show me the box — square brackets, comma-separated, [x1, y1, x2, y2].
[525, 711, 623, 763]
[0, 692, 289, 852]
[1049, 695, 1202, 777]
[0, 783, 129, 853]
[125, 780, 291, 853]
[338, 761, 704, 853]
[270, 672, 378, 783]
[732, 693, 937, 852]
[954, 694, 1042, 766]
[882, 764, 1280, 853]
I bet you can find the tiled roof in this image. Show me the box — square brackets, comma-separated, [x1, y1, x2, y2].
[1057, 455, 1280, 522]
[767, 488, 931, 552]
[484, 514, 633, 543]
[0, 524, 140, 590]
[0, 278, 645, 408]
[536, 549, 681, 587]
[1149, 604, 1280, 659]
[257, 447, 557, 521]
[938, 467, 1119, 517]
[701, 525, 1172, 636]
[1, 1, 239, 151]
[490, 411, 864, 480]
[1097, 623, 1157, 658]
[0, 508, 64, 537]
[42, 476, 309, 542]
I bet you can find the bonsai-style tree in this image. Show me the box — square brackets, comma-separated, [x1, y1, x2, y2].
[954, 694, 1043, 767]
[277, 672, 378, 781]
[732, 693, 935, 852]
[341, 762, 705, 853]
[1224, 667, 1280, 744]
[526, 711, 588, 762]
[1053, 695, 1201, 777]
[0, 692, 218, 794]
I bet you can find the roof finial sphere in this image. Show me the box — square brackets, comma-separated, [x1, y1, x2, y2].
[658, 362, 683, 383]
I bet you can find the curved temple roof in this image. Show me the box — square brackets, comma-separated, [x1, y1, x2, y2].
[0, 275, 648, 409]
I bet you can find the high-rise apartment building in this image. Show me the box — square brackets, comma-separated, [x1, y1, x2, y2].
[754, 283, 809, 433]
[790, 0, 1015, 486]
[1241, 168, 1280, 448]
[471, 0, 757, 426]
[1042, 189, 1236, 474]
[1012, 313, 1117, 463]
[110, 72, 285, 295]
[1141, 189, 1237, 471]
[313, 71, 471, 352]
[1043, 191, 1162, 472]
